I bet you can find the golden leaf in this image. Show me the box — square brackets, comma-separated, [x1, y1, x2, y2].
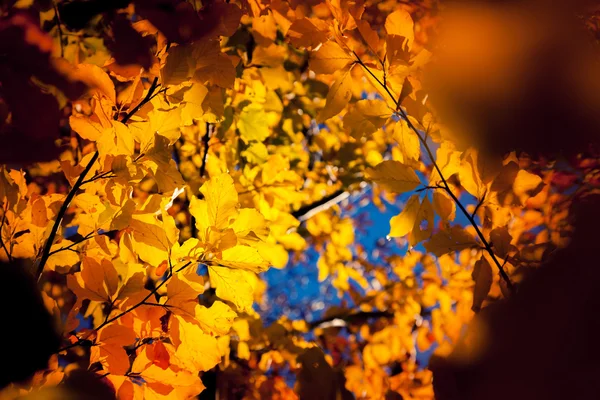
[424, 226, 478, 257]
[317, 65, 355, 122]
[366, 160, 421, 193]
[310, 41, 354, 75]
[238, 103, 270, 143]
[208, 266, 255, 312]
[389, 194, 420, 238]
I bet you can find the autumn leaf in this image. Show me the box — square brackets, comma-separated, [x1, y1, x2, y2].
[389, 194, 420, 238]
[317, 65, 355, 122]
[366, 160, 421, 193]
[424, 226, 478, 257]
[433, 190, 456, 223]
[310, 41, 354, 75]
[343, 100, 393, 137]
[208, 266, 255, 312]
[410, 196, 434, 246]
[471, 256, 493, 312]
[238, 103, 270, 143]
[170, 315, 221, 371]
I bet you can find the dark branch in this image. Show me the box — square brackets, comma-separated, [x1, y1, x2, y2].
[37, 77, 162, 281]
[199, 122, 212, 178]
[292, 189, 349, 222]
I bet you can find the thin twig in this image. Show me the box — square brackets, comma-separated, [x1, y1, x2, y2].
[57, 261, 193, 353]
[199, 122, 212, 178]
[354, 54, 515, 294]
[292, 189, 349, 222]
[37, 77, 162, 281]
[53, 2, 64, 58]
[120, 77, 160, 124]
[36, 151, 99, 281]
[471, 189, 488, 219]
[80, 171, 116, 186]
[0, 203, 12, 262]
[46, 231, 96, 256]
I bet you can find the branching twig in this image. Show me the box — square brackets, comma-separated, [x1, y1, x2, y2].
[354, 55, 515, 294]
[47, 231, 96, 256]
[37, 77, 162, 281]
[36, 151, 99, 281]
[471, 189, 488, 219]
[120, 77, 160, 124]
[80, 171, 116, 186]
[57, 261, 193, 353]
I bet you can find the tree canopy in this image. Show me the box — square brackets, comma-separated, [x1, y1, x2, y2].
[0, 0, 599, 399]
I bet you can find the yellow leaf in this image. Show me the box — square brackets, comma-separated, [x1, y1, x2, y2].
[199, 174, 239, 230]
[170, 315, 221, 372]
[252, 43, 286, 68]
[343, 100, 393, 137]
[385, 9, 414, 47]
[241, 142, 269, 164]
[46, 241, 80, 273]
[309, 41, 354, 75]
[424, 226, 478, 257]
[161, 44, 194, 86]
[410, 196, 433, 246]
[69, 114, 104, 141]
[166, 272, 205, 316]
[317, 65, 354, 122]
[513, 169, 543, 203]
[472, 256, 493, 312]
[230, 208, 269, 243]
[433, 190, 456, 222]
[393, 119, 420, 167]
[130, 214, 173, 267]
[356, 20, 381, 54]
[194, 301, 236, 336]
[287, 17, 328, 49]
[217, 245, 269, 272]
[208, 266, 255, 312]
[66, 256, 118, 303]
[458, 151, 484, 197]
[181, 84, 208, 125]
[238, 103, 270, 143]
[389, 194, 420, 238]
[366, 160, 421, 193]
[430, 144, 461, 185]
[490, 226, 512, 258]
[75, 63, 116, 103]
[97, 120, 135, 157]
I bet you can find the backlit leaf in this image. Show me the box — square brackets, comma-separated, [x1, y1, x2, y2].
[366, 160, 421, 193]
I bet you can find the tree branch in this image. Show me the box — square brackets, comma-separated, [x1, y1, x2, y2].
[309, 310, 394, 330]
[58, 261, 193, 353]
[36, 77, 162, 281]
[36, 151, 99, 281]
[292, 189, 349, 222]
[354, 55, 515, 295]
[199, 122, 212, 178]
